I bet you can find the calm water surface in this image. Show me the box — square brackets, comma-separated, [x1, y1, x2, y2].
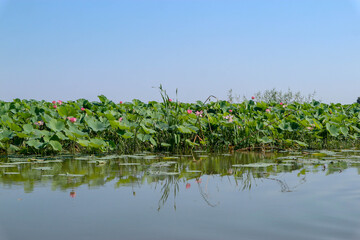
[1, 150, 360, 240]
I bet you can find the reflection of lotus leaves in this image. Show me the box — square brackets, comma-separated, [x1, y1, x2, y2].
[151, 161, 177, 167]
[58, 174, 84, 177]
[42, 160, 64, 163]
[232, 163, 276, 168]
[297, 159, 323, 164]
[148, 170, 180, 176]
[97, 155, 123, 160]
[277, 163, 295, 167]
[8, 158, 29, 162]
[33, 167, 53, 170]
[75, 156, 96, 161]
[142, 156, 159, 160]
[321, 157, 342, 160]
[282, 160, 297, 163]
[0, 165, 17, 168]
[277, 156, 301, 160]
[119, 163, 141, 166]
[341, 149, 360, 153]
[6, 162, 31, 165]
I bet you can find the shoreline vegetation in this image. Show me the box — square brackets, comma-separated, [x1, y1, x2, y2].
[1, 88, 360, 156]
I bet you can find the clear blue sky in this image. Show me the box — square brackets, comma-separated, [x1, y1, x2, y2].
[1, 0, 359, 104]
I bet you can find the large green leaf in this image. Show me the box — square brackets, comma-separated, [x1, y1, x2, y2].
[293, 140, 308, 147]
[47, 119, 65, 132]
[0, 129, 14, 141]
[57, 105, 77, 118]
[98, 95, 109, 104]
[340, 126, 349, 137]
[178, 125, 192, 134]
[141, 124, 156, 134]
[109, 120, 130, 130]
[26, 139, 43, 149]
[89, 138, 107, 148]
[258, 136, 273, 143]
[23, 124, 34, 134]
[49, 140, 62, 151]
[326, 123, 339, 137]
[77, 139, 90, 147]
[85, 116, 108, 132]
[121, 131, 134, 139]
[9, 123, 22, 132]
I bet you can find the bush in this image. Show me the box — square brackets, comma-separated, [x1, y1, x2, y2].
[227, 88, 317, 103]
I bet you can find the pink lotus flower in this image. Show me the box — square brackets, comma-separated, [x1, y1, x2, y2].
[53, 105, 57, 109]
[68, 117, 76, 123]
[81, 107, 85, 111]
[266, 108, 271, 112]
[229, 109, 233, 113]
[186, 183, 191, 189]
[280, 102, 283, 105]
[187, 109, 192, 114]
[169, 99, 172, 102]
[57, 100, 63, 105]
[34, 121, 44, 126]
[70, 191, 76, 198]
[52, 100, 56, 104]
[224, 115, 233, 122]
[119, 117, 123, 122]
[251, 96, 255, 100]
[120, 101, 123, 104]
[195, 110, 203, 117]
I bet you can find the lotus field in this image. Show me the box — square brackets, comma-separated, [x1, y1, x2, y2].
[1, 93, 360, 155]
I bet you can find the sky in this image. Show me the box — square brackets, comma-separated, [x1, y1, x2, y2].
[0, 0, 359, 104]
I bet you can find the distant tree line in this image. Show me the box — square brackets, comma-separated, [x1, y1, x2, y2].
[227, 88, 317, 104]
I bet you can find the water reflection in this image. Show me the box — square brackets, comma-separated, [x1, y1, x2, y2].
[1, 150, 360, 209]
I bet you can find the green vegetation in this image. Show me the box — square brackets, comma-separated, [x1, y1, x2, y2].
[1, 88, 360, 155]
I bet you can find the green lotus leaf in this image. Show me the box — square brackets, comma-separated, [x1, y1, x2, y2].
[161, 142, 171, 147]
[49, 140, 62, 151]
[47, 119, 65, 132]
[57, 105, 77, 118]
[77, 139, 90, 147]
[85, 116, 108, 132]
[178, 125, 192, 134]
[9, 122, 22, 132]
[89, 138, 107, 148]
[121, 131, 134, 139]
[340, 126, 349, 136]
[23, 124, 34, 134]
[326, 123, 339, 137]
[0, 129, 14, 141]
[26, 139, 43, 149]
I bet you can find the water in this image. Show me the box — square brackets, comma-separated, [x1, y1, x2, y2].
[1, 150, 360, 240]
